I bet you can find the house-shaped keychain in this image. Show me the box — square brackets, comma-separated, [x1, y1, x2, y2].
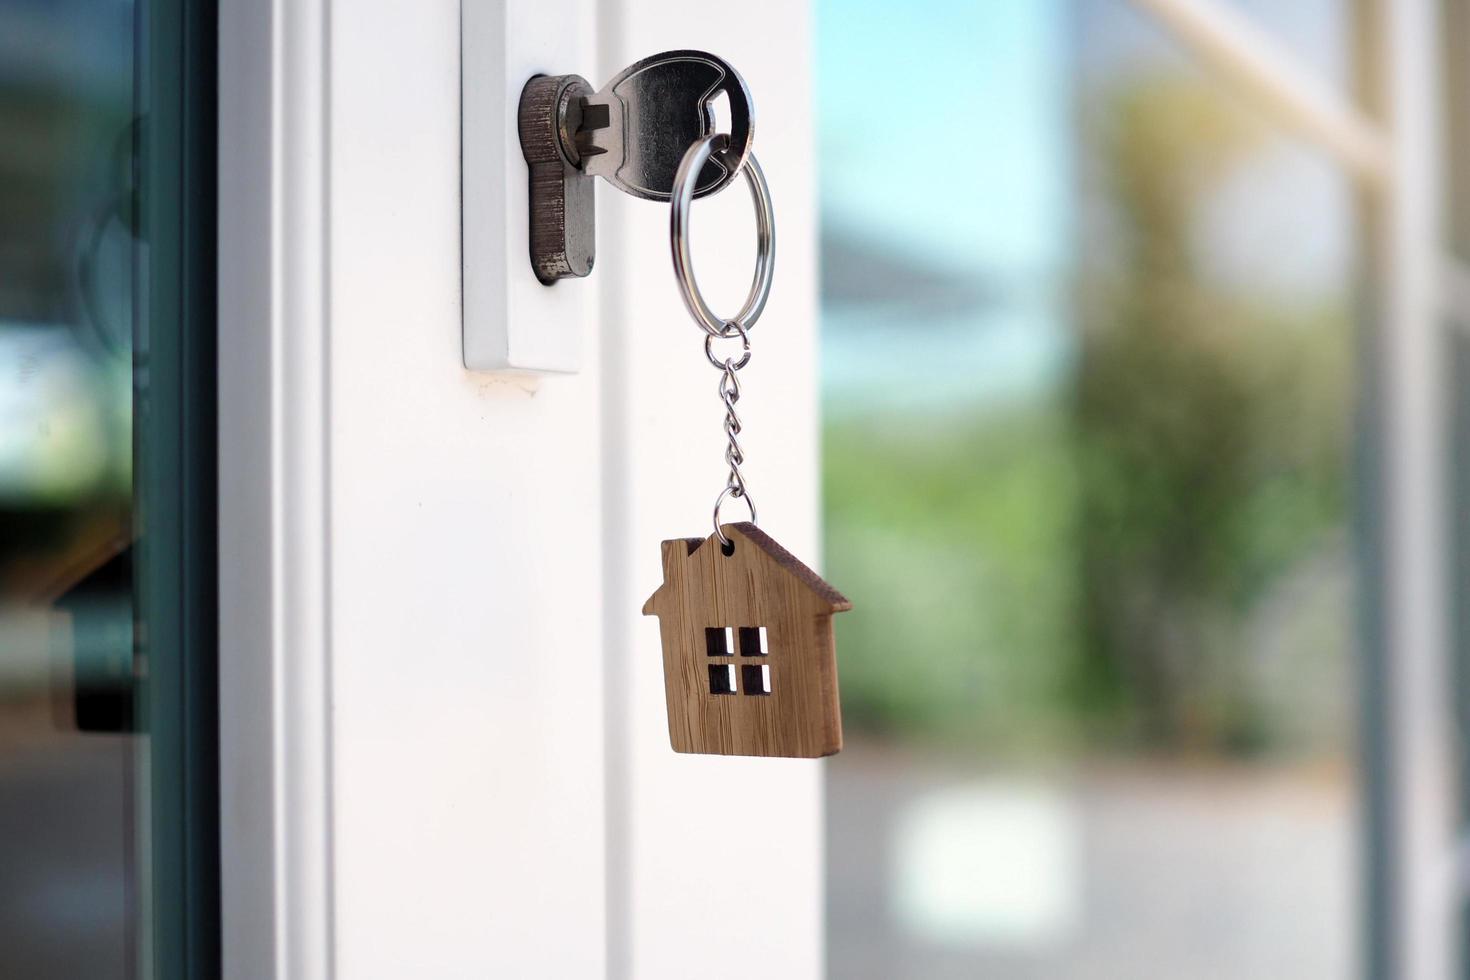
[642, 522, 851, 758]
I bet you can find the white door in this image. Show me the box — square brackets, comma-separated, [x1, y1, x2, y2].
[218, 1, 824, 977]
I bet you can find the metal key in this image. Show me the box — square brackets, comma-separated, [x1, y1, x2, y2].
[517, 50, 754, 283]
[578, 50, 753, 201]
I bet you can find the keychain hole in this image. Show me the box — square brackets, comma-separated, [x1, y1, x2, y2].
[721, 539, 736, 557]
[708, 89, 731, 139]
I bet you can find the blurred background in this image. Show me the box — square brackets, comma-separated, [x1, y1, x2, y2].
[0, 0, 216, 976]
[1, 0, 1467, 977]
[817, 0, 1464, 977]
[0, 0, 144, 975]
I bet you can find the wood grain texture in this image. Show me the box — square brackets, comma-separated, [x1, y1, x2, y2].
[642, 522, 850, 758]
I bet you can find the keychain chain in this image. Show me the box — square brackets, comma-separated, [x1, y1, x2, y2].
[706, 322, 755, 547]
[667, 131, 776, 548]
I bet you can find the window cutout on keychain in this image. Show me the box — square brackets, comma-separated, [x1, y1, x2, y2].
[742, 664, 771, 696]
[709, 664, 737, 695]
[706, 626, 734, 657]
[739, 626, 767, 657]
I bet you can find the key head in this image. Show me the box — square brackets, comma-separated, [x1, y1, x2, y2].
[581, 50, 753, 202]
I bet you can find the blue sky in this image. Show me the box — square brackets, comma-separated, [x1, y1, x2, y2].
[817, 0, 1073, 413]
[816, 0, 1072, 281]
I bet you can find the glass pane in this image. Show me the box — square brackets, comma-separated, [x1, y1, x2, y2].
[1444, 1, 1470, 963]
[1453, 327, 1470, 969]
[819, 1, 1361, 977]
[0, 1, 216, 976]
[1444, 0, 1470, 262]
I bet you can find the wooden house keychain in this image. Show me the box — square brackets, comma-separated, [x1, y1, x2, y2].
[642, 134, 852, 758]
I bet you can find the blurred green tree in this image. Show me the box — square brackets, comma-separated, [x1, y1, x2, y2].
[823, 76, 1351, 758]
[1072, 79, 1350, 752]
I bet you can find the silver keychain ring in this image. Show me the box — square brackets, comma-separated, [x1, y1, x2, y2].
[670, 134, 776, 338]
[704, 320, 752, 370]
[713, 485, 758, 547]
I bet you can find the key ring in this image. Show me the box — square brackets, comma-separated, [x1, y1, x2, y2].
[704, 319, 751, 370]
[670, 133, 776, 338]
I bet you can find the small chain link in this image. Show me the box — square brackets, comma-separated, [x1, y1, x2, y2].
[708, 321, 755, 546]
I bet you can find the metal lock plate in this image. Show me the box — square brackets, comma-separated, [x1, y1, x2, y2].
[517, 50, 754, 283]
[518, 74, 597, 283]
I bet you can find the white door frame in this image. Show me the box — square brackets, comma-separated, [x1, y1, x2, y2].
[218, 1, 824, 977]
[218, 0, 333, 976]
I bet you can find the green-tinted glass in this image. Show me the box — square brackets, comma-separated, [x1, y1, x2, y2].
[0, 0, 217, 976]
